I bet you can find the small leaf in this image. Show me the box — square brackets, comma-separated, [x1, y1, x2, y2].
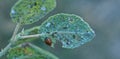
[39, 13, 95, 49]
[7, 44, 58, 59]
[10, 0, 56, 25]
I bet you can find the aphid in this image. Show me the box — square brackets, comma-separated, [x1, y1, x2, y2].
[44, 37, 52, 46]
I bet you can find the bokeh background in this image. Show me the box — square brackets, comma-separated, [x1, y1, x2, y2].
[0, 0, 120, 59]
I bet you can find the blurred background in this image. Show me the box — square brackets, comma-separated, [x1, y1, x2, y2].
[0, 0, 120, 59]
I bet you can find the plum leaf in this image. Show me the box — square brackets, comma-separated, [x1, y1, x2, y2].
[7, 44, 58, 59]
[10, 0, 56, 25]
[39, 13, 95, 49]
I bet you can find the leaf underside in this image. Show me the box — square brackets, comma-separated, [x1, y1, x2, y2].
[20, 13, 95, 49]
[10, 0, 56, 25]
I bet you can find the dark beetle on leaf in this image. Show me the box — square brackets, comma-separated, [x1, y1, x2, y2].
[44, 37, 52, 46]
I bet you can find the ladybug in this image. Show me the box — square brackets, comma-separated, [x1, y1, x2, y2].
[44, 37, 52, 46]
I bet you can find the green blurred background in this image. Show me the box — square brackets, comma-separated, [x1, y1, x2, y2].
[0, 0, 120, 59]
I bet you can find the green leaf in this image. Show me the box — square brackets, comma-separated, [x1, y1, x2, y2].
[10, 0, 56, 25]
[18, 13, 95, 49]
[39, 13, 95, 49]
[7, 44, 58, 59]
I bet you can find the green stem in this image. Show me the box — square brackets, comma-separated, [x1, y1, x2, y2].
[20, 33, 46, 39]
[10, 23, 21, 42]
[0, 23, 21, 57]
[29, 43, 59, 59]
[0, 43, 12, 57]
[20, 31, 79, 39]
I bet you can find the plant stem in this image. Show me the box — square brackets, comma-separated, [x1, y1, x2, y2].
[0, 23, 21, 57]
[10, 23, 21, 42]
[20, 31, 79, 39]
[20, 33, 46, 39]
[28, 43, 59, 59]
[0, 43, 12, 57]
